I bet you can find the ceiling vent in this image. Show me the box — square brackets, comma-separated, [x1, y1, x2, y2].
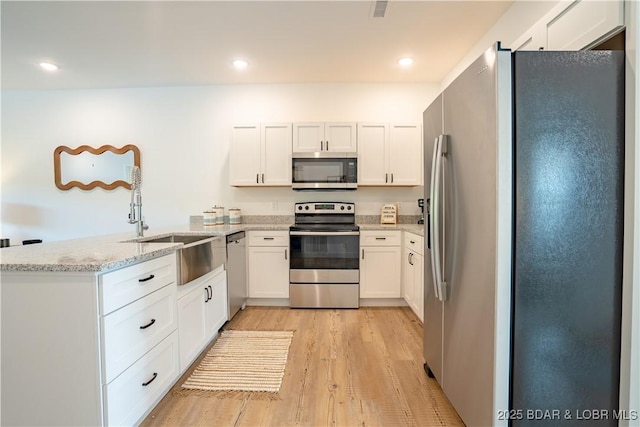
[371, 0, 388, 18]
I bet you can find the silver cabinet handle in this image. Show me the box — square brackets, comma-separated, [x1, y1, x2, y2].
[320, 141, 324, 151]
[408, 252, 414, 266]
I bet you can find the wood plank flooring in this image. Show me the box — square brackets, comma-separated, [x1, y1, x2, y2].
[141, 307, 463, 427]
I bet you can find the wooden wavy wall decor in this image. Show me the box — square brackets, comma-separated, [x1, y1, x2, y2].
[53, 144, 141, 191]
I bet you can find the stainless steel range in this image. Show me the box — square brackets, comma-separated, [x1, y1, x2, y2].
[289, 202, 359, 308]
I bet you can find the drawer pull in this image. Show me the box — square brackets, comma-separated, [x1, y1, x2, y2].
[410, 240, 416, 244]
[142, 372, 158, 387]
[139, 318, 156, 330]
[138, 274, 155, 283]
[375, 237, 387, 240]
[263, 237, 275, 240]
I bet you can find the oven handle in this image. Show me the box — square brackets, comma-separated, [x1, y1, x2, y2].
[289, 231, 360, 236]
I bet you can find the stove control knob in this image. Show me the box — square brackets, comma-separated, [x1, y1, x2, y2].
[304, 205, 310, 210]
[347, 205, 352, 210]
[340, 205, 345, 211]
[298, 205, 303, 211]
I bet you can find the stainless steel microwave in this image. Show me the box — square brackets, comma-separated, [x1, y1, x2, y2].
[292, 152, 357, 190]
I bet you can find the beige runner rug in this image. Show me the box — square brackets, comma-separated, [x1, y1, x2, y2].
[181, 330, 293, 393]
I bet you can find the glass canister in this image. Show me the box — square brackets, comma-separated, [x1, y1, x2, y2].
[229, 208, 242, 225]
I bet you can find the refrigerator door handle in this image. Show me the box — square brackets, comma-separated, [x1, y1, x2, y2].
[439, 135, 448, 302]
[429, 135, 443, 301]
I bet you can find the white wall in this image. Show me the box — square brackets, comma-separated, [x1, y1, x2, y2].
[1, 83, 438, 242]
[441, 0, 560, 89]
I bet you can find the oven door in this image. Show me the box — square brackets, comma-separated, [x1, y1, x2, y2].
[289, 230, 359, 283]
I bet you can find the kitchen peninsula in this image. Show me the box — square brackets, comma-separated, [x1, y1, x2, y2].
[1, 221, 425, 426]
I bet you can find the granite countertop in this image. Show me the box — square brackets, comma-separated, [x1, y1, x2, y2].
[0, 223, 291, 273]
[358, 223, 425, 236]
[0, 221, 423, 273]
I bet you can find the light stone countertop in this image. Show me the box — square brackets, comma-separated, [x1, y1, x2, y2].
[358, 223, 425, 236]
[0, 223, 291, 273]
[0, 222, 423, 273]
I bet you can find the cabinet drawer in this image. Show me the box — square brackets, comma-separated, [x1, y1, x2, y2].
[360, 230, 401, 246]
[248, 230, 289, 246]
[104, 331, 180, 427]
[100, 254, 177, 315]
[404, 232, 424, 255]
[102, 284, 177, 384]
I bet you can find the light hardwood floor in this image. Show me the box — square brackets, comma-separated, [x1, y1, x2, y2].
[141, 307, 463, 427]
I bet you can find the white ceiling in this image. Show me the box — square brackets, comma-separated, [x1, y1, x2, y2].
[1, 1, 513, 90]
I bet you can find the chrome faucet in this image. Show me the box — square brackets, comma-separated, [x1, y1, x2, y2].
[128, 166, 149, 237]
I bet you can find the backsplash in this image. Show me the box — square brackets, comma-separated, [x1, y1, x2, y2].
[191, 214, 421, 226]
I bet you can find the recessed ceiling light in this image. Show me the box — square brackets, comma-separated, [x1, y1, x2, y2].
[39, 62, 60, 72]
[398, 57, 414, 67]
[233, 59, 248, 70]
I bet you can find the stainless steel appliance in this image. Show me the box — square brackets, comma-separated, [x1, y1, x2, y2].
[292, 152, 357, 191]
[138, 234, 226, 285]
[289, 202, 359, 308]
[423, 43, 623, 427]
[226, 231, 247, 320]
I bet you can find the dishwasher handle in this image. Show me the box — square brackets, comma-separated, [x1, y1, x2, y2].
[226, 231, 246, 244]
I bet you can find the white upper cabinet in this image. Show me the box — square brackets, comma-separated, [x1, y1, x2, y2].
[511, 0, 624, 51]
[230, 123, 292, 186]
[293, 122, 357, 153]
[358, 123, 422, 186]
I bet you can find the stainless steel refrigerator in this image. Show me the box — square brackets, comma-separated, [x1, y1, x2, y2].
[423, 43, 624, 427]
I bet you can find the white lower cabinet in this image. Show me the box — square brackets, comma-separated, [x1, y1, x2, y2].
[359, 231, 402, 298]
[248, 231, 289, 298]
[177, 266, 228, 371]
[104, 331, 180, 426]
[0, 253, 179, 427]
[403, 232, 424, 322]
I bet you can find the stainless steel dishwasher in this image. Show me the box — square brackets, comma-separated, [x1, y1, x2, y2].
[226, 231, 247, 320]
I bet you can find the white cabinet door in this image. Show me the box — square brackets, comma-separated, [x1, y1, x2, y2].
[177, 284, 207, 371]
[357, 123, 388, 185]
[293, 122, 356, 152]
[360, 246, 402, 298]
[545, 0, 623, 51]
[403, 247, 416, 306]
[293, 122, 324, 152]
[231, 123, 292, 186]
[262, 123, 292, 185]
[325, 122, 357, 152]
[230, 125, 261, 186]
[510, 0, 624, 52]
[403, 250, 424, 322]
[358, 123, 421, 186]
[204, 269, 228, 338]
[248, 246, 289, 298]
[389, 124, 422, 186]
